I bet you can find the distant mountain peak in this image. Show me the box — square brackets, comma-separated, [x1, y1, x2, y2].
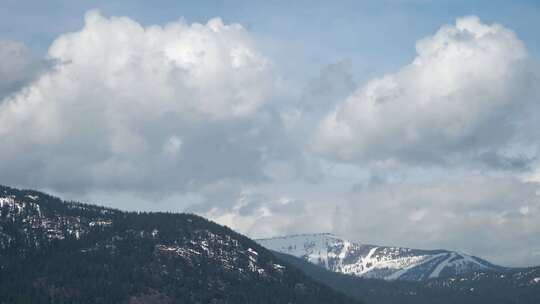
[257, 233, 504, 281]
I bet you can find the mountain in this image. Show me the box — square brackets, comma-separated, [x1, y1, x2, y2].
[275, 251, 540, 304]
[0, 185, 360, 304]
[257, 233, 505, 281]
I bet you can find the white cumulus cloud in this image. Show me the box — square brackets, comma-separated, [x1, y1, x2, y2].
[314, 16, 538, 167]
[0, 10, 276, 193]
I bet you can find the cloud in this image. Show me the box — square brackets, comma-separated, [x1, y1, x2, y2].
[299, 59, 356, 114]
[313, 16, 538, 167]
[335, 176, 540, 267]
[193, 181, 330, 238]
[0, 10, 277, 194]
[0, 40, 45, 99]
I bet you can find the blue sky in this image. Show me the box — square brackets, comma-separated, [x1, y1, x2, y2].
[1, 1, 540, 266]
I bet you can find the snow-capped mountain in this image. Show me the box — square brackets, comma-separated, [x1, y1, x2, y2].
[257, 233, 505, 281]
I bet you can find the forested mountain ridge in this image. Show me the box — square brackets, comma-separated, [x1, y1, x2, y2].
[0, 185, 360, 304]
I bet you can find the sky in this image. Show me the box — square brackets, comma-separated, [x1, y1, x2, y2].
[1, 0, 540, 267]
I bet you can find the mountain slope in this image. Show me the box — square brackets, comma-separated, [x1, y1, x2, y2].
[0, 185, 360, 304]
[258, 233, 504, 281]
[275, 251, 540, 304]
